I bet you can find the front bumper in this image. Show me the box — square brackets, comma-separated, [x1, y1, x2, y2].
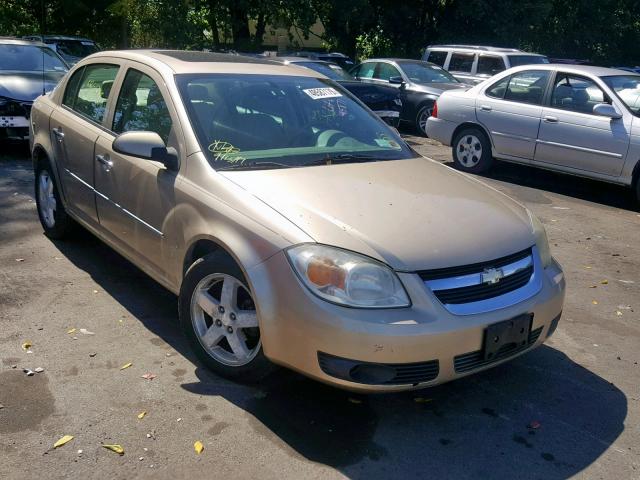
[249, 250, 565, 392]
[425, 117, 457, 146]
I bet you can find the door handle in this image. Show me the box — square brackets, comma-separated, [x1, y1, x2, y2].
[52, 127, 65, 139]
[96, 154, 113, 171]
[543, 116, 558, 123]
[480, 105, 492, 112]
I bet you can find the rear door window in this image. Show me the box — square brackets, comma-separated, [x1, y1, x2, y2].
[64, 63, 119, 124]
[427, 51, 448, 67]
[448, 53, 475, 73]
[477, 56, 506, 76]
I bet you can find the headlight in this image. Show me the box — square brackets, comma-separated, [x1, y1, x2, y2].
[286, 244, 410, 308]
[528, 211, 553, 268]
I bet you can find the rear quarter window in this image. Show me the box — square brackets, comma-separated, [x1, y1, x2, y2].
[427, 51, 448, 67]
[449, 53, 475, 73]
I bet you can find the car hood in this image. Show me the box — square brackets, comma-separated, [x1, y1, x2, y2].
[222, 158, 535, 271]
[0, 71, 66, 102]
[409, 82, 468, 96]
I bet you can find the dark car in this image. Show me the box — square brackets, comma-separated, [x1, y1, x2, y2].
[351, 58, 468, 135]
[279, 51, 355, 69]
[0, 38, 68, 140]
[23, 35, 99, 66]
[278, 58, 402, 126]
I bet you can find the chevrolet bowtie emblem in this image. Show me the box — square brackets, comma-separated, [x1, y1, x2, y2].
[481, 268, 504, 285]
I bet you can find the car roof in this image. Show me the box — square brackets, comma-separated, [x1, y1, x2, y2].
[427, 45, 528, 53]
[507, 63, 636, 77]
[360, 58, 433, 64]
[277, 57, 336, 65]
[0, 37, 47, 47]
[83, 50, 324, 77]
[24, 34, 95, 42]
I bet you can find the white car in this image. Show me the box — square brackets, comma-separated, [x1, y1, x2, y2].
[426, 64, 640, 203]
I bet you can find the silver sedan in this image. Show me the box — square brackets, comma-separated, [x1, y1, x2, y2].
[426, 64, 640, 203]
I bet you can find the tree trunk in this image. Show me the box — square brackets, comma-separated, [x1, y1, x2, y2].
[206, 0, 221, 48]
[228, 2, 251, 49]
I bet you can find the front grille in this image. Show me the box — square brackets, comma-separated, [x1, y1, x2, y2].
[454, 326, 543, 373]
[418, 248, 531, 281]
[318, 352, 439, 385]
[434, 265, 533, 304]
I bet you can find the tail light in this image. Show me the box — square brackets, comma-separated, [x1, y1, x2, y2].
[431, 101, 438, 118]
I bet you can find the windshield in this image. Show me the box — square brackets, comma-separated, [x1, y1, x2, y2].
[508, 55, 549, 67]
[50, 40, 98, 58]
[397, 62, 458, 84]
[295, 61, 353, 81]
[602, 75, 640, 115]
[176, 74, 415, 170]
[0, 44, 68, 72]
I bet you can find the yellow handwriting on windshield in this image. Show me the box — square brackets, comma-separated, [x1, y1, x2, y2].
[208, 140, 245, 163]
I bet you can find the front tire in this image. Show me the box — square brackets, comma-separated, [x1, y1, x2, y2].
[35, 158, 75, 239]
[452, 127, 493, 173]
[179, 253, 274, 382]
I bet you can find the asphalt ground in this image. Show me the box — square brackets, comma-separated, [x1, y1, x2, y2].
[1, 134, 639, 479]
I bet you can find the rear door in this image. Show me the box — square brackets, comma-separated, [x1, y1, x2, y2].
[447, 52, 477, 84]
[476, 55, 506, 82]
[94, 63, 181, 278]
[50, 63, 120, 224]
[476, 69, 550, 160]
[534, 72, 630, 176]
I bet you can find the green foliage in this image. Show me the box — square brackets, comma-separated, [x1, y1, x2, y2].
[1, 0, 640, 64]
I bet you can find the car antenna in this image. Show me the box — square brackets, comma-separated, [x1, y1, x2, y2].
[40, 0, 46, 96]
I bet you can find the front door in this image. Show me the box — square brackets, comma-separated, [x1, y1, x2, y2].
[534, 72, 630, 176]
[51, 63, 120, 223]
[94, 64, 180, 277]
[477, 70, 550, 160]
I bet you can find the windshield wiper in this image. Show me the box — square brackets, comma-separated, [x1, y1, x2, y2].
[216, 161, 292, 171]
[305, 153, 381, 166]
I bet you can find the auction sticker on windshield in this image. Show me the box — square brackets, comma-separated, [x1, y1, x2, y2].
[303, 87, 342, 100]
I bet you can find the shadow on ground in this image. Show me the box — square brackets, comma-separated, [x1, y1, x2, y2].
[50, 230, 628, 480]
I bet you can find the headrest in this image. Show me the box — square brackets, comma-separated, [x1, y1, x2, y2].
[100, 80, 113, 99]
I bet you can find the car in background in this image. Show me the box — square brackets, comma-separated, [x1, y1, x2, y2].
[30, 49, 564, 392]
[615, 66, 640, 74]
[277, 57, 402, 126]
[423, 45, 549, 85]
[426, 64, 640, 202]
[0, 37, 68, 140]
[23, 35, 99, 66]
[350, 58, 467, 135]
[279, 51, 355, 69]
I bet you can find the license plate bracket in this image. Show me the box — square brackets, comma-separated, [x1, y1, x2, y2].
[483, 314, 532, 361]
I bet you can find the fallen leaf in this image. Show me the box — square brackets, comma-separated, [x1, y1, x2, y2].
[15, 258, 24, 262]
[53, 435, 74, 448]
[588, 285, 597, 288]
[600, 279, 609, 285]
[194, 441, 204, 454]
[89, 352, 97, 357]
[592, 300, 599, 305]
[79, 328, 95, 335]
[102, 444, 125, 455]
[137, 411, 147, 420]
[67, 328, 77, 334]
[120, 362, 132, 370]
[413, 397, 433, 403]
[141, 373, 156, 380]
[584, 266, 592, 269]
[23, 369, 34, 376]
[616, 311, 623, 316]
[34, 367, 44, 373]
[92, 290, 99, 294]
[21, 341, 32, 351]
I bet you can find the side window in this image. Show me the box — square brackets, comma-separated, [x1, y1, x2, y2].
[504, 71, 549, 105]
[449, 53, 475, 73]
[486, 76, 510, 99]
[65, 64, 119, 123]
[427, 51, 448, 67]
[477, 56, 505, 76]
[112, 69, 172, 143]
[62, 67, 84, 108]
[375, 63, 401, 81]
[550, 74, 611, 114]
[356, 62, 376, 79]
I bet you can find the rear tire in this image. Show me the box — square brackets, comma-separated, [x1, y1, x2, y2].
[415, 104, 433, 137]
[34, 158, 75, 239]
[452, 127, 493, 173]
[179, 253, 275, 383]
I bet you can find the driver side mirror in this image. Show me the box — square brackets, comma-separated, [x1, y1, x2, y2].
[112, 131, 179, 171]
[389, 76, 406, 88]
[593, 103, 622, 119]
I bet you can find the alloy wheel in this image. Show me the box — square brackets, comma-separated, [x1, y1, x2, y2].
[38, 170, 57, 228]
[190, 273, 261, 367]
[418, 107, 433, 134]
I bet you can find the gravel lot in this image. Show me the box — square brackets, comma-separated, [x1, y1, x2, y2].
[1, 134, 639, 479]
